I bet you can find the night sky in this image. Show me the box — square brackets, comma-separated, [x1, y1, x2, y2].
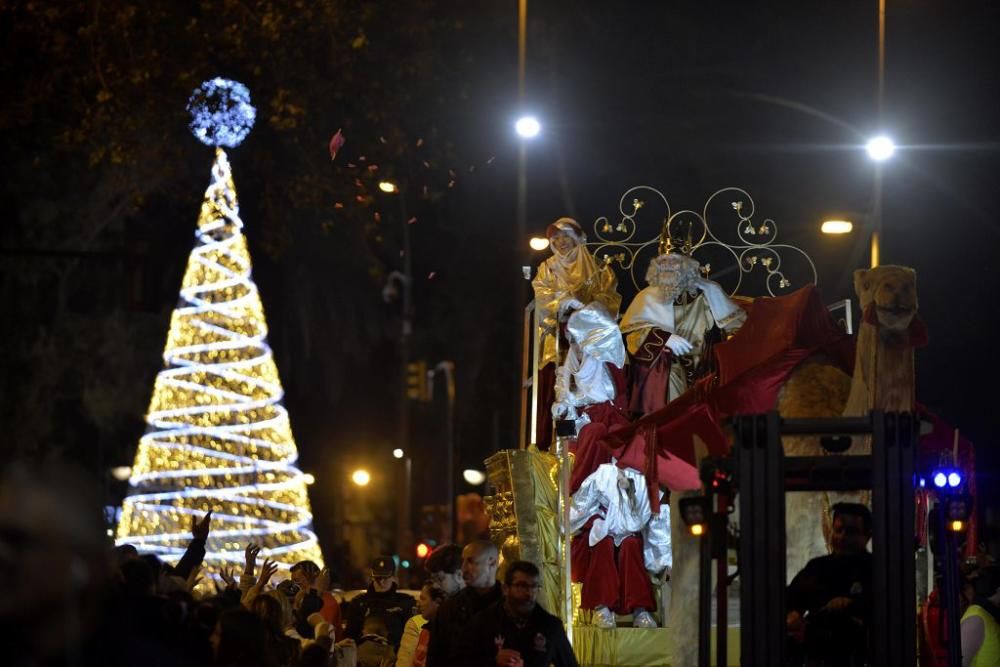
[1, 1, 998, 561]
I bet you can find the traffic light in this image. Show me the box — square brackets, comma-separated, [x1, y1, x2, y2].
[406, 361, 428, 401]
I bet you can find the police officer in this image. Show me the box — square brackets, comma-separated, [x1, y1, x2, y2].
[345, 555, 417, 650]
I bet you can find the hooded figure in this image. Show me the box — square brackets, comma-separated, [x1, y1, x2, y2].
[531, 217, 621, 449]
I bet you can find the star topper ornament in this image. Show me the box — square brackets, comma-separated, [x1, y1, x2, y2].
[187, 78, 257, 148]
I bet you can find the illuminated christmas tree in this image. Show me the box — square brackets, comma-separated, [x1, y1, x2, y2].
[116, 79, 323, 575]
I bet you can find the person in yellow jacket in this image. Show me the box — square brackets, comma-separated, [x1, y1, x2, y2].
[961, 565, 1000, 667]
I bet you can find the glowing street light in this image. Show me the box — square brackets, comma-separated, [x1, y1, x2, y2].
[865, 135, 896, 162]
[529, 236, 550, 251]
[515, 115, 541, 139]
[392, 448, 405, 459]
[821, 219, 854, 235]
[351, 469, 371, 487]
[379, 180, 399, 194]
[463, 469, 487, 485]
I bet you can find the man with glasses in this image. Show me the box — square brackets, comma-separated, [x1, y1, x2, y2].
[467, 560, 578, 667]
[345, 555, 417, 650]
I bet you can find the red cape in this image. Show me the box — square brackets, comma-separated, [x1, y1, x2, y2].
[601, 285, 855, 496]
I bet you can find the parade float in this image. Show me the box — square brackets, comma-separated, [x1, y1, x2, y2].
[483, 186, 977, 666]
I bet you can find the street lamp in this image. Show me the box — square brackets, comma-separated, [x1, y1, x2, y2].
[865, 135, 896, 162]
[820, 219, 854, 235]
[515, 115, 541, 139]
[864, 134, 895, 268]
[529, 236, 549, 251]
[819, 214, 879, 270]
[463, 469, 486, 485]
[392, 448, 404, 459]
[351, 469, 371, 487]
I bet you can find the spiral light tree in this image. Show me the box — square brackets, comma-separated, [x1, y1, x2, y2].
[115, 79, 323, 575]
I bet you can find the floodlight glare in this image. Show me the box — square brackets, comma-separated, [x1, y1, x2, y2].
[948, 472, 962, 488]
[463, 469, 487, 485]
[821, 220, 854, 235]
[515, 116, 541, 139]
[933, 472, 947, 488]
[392, 448, 405, 459]
[529, 236, 550, 251]
[866, 135, 896, 161]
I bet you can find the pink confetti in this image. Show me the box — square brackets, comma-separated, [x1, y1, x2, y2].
[328, 129, 345, 160]
[407, 217, 417, 225]
[427, 271, 436, 279]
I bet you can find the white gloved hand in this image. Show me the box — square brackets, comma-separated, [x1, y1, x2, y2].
[552, 402, 578, 421]
[665, 333, 693, 356]
[558, 298, 585, 319]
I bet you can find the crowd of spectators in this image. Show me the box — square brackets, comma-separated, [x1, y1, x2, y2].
[0, 463, 578, 667]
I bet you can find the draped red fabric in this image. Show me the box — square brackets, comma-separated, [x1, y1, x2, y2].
[601, 285, 854, 497]
[569, 400, 631, 494]
[715, 285, 853, 385]
[571, 515, 656, 613]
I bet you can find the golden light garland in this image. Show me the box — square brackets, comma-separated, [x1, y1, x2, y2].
[116, 148, 323, 577]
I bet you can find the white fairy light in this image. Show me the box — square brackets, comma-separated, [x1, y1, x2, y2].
[187, 78, 257, 148]
[115, 147, 322, 578]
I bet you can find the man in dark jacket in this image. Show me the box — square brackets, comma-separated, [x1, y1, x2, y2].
[786, 503, 873, 666]
[345, 556, 416, 650]
[425, 539, 503, 666]
[465, 560, 578, 667]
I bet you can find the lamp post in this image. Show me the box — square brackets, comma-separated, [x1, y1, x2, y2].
[380, 179, 415, 569]
[820, 212, 867, 257]
[865, 134, 895, 268]
[427, 361, 456, 542]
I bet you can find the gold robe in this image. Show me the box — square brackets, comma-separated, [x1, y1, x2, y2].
[532, 247, 621, 367]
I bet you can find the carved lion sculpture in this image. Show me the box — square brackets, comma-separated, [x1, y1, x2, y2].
[780, 265, 920, 578]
